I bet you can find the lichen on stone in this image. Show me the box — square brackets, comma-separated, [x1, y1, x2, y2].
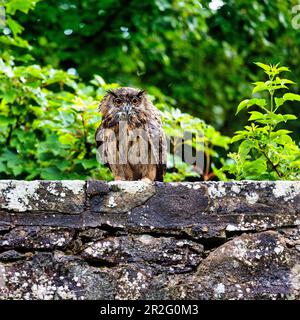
[1, 181, 40, 212]
[60, 180, 85, 195]
[273, 181, 300, 201]
[246, 192, 259, 205]
[207, 182, 226, 198]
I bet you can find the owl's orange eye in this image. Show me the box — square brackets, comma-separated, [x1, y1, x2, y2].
[132, 98, 139, 104]
[114, 98, 123, 106]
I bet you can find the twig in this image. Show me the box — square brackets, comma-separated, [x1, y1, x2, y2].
[260, 148, 282, 178]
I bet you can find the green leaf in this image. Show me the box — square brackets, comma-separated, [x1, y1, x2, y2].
[255, 113, 296, 125]
[277, 67, 290, 73]
[26, 65, 44, 79]
[252, 81, 265, 86]
[236, 98, 266, 115]
[0, 162, 7, 173]
[7, 17, 24, 36]
[40, 167, 63, 180]
[250, 98, 267, 109]
[248, 111, 264, 121]
[58, 133, 77, 145]
[274, 77, 295, 85]
[254, 62, 271, 72]
[1, 88, 17, 103]
[282, 114, 297, 122]
[11, 165, 24, 176]
[270, 84, 288, 90]
[283, 93, 300, 102]
[275, 97, 284, 108]
[81, 159, 99, 169]
[252, 83, 268, 94]
[5, 0, 39, 14]
[273, 134, 293, 145]
[231, 134, 245, 143]
[270, 130, 292, 137]
[236, 100, 249, 114]
[238, 140, 254, 160]
[242, 157, 268, 179]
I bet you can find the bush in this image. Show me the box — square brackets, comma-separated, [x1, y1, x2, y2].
[0, 55, 230, 181]
[1, 1, 298, 182]
[223, 63, 300, 180]
[0, 1, 230, 181]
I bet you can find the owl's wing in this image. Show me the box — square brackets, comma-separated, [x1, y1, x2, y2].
[95, 125, 117, 167]
[147, 115, 167, 181]
[95, 125, 103, 150]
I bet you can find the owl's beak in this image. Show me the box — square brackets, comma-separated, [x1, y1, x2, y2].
[123, 103, 132, 117]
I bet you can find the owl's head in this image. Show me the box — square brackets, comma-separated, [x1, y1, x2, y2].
[99, 87, 148, 127]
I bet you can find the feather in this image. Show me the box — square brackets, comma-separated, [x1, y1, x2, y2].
[95, 87, 167, 181]
[137, 89, 146, 97]
[107, 89, 118, 98]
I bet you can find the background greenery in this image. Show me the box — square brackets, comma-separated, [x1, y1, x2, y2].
[0, 0, 299, 181]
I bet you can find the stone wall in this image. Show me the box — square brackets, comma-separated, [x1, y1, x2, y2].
[0, 180, 299, 300]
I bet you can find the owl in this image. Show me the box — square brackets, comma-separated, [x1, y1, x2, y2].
[95, 87, 167, 182]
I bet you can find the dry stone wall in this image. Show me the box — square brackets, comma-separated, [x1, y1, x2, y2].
[0, 180, 299, 300]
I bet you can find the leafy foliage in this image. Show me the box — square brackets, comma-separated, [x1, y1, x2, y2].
[0, 55, 230, 181]
[161, 106, 230, 181]
[15, 0, 300, 138]
[223, 63, 300, 180]
[0, 0, 230, 181]
[1, 0, 299, 182]
[0, 58, 111, 179]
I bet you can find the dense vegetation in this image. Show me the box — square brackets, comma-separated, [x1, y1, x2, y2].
[0, 0, 299, 181]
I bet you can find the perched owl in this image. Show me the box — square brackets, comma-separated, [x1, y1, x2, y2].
[95, 87, 167, 182]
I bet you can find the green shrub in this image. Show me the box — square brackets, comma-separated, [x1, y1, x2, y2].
[0, 56, 230, 181]
[5, 1, 299, 182]
[0, 1, 230, 181]
[223, 63, 300, 180]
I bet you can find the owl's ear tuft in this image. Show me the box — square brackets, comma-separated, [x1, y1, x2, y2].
[107, 89, 118, 98]
[137, 90, 146, 97]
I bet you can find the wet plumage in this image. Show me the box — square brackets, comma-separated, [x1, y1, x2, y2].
[95, 87, 167, 182]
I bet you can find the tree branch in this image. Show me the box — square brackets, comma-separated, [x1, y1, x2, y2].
[260, 148, 282, 178]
